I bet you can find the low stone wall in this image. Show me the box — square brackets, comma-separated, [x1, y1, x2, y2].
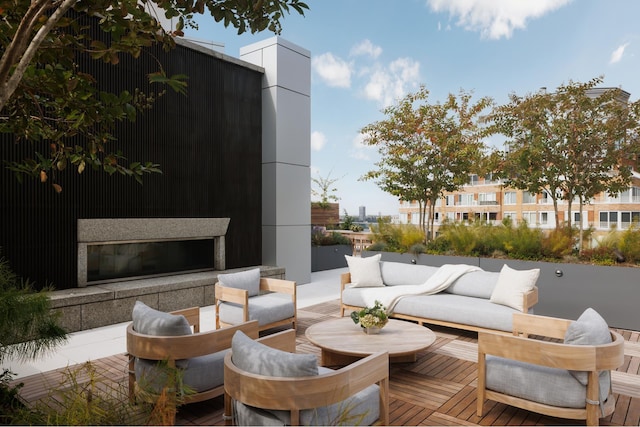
[48, 266, 285, 332]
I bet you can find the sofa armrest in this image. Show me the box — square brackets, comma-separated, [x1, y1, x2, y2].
[522, 286, 539, 313]
[340, 272, 351, 292]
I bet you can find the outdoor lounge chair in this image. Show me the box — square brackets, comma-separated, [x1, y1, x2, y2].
[126, 301, 259, 424]
[223, 329, 390, 426]
[477, 309, 625, 426]
[214, 268, 297, 332]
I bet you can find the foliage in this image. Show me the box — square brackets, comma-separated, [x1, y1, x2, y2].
[360, 86, 493, 241]
[368, 217, 425, 253]
[311, 228, 352, 247]
[489, 76, 640, 251]
[0, 254, 67, 365]
[0, 0, 308, 191]
[311, 170, 343, 208]
[350, 300, 388, 329]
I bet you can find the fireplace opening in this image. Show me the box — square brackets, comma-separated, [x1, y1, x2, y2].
[87, 238, 214, 284]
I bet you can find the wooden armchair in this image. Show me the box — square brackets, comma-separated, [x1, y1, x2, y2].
[126, 302, 259, 423]
[223, 329, 389, 426]
[215, 273, 297, 332]
[477, 311, 625, 426]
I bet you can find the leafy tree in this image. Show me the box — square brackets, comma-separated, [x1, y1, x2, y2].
[0, 0, 308, 191]
[360, 86, 493, 241]
[491, 77, 640, 249]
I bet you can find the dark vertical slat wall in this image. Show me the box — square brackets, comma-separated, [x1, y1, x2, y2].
[0, 17, 263, 290]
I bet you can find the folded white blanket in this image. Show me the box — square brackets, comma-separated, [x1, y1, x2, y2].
[356, 264, 482, 313]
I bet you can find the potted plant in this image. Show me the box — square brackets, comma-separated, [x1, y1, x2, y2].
[350, 300, 389, 334]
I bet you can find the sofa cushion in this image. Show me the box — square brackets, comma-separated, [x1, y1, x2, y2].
[132, 300, 192, 336]
[445, 271, 499, 299]
[218, 294, 295, 327]
[564, 308, 612, 386]
[233, 366, 380, 426]
[345, 254, 384, 287]
[379, 262, 439, 286]
[486, 355, 609, 409]
[231, 330, 318, 377]
[489, 264, 539, 311]
[218, 267, 261, 297]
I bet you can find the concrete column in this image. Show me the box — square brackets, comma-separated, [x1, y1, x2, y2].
[240, 37, 311, 284]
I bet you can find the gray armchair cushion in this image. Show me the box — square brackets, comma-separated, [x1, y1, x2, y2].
[218, 267, 261, 297]
[564, 307, 612, 386]
[233, 366, 380, 426]
[231, 330, 318, 377]
[218, 294, 295, 327]
[486, 355, 610, 408]
[132, 301, 192, 336]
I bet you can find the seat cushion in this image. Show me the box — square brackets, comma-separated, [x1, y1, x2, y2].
[218, 294, 295, 327]
[135, 349, 227, 393]
[486, 355, 609, 408]
[217, 267, 261, 297]
[132, 300, 191, 336]
[233, 366, 380, 426]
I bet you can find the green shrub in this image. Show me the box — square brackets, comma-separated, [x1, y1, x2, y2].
[541, 227, 575, 259]
[311, 229, 352, 246]
[618, 225, 640, 263]
[369, 219, 425, 253]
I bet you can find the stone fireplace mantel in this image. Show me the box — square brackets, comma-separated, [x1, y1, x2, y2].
[77, 218, 230, 287]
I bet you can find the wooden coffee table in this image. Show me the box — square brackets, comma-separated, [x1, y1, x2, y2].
[305, 317, 437, 366]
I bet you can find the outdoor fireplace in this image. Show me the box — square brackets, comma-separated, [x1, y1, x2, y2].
[77, 218, 230, 287]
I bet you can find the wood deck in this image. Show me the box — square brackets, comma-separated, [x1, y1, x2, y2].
[12, 299, 640, 426]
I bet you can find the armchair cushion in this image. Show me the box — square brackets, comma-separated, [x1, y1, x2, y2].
[489, 264, 539, 311]
[345, 254, 384, 287]
[218, 268, 261, 297]
[564, 307, 612, 386]
[231, 331, 318, 377]
[219, 294, 295, 327]
[485, 356, 609, 408]
[132, 301, 192, 336]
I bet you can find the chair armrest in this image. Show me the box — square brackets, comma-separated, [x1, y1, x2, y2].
[512, 312, 572, 339]
[340, 272, 351, 292]
[522, 286, 539, 313]
[215, 282, 249, 305]
[127, 320, 259, 360]
[260, 277, 296, 295]
[171, 306, 200, 332]
[478, 329, 625, 371]
[256, 329, 297, 353]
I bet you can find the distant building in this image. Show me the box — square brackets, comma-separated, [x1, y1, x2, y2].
[359, 206, 366, 221]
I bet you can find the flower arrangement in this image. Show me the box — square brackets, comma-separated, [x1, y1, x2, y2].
[350, 300, 389, 329]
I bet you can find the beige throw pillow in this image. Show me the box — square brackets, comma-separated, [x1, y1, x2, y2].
[345, 254, 384, 287]
[489, 264, 540, 311]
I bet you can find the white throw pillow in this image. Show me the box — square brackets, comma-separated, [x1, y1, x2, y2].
[489, 264, 540, 311]
[345, 254, 384, 287]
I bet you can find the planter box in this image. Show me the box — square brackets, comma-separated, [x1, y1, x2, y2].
[312, 245, 352, 272]
[362, 251, 640, 331]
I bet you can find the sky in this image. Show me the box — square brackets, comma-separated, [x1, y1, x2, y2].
[183, 0, 640, 217]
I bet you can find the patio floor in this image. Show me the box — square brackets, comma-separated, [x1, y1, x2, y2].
[12, 299, 640, 426]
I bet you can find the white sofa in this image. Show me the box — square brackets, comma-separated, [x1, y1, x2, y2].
[340, 255, 539, 333]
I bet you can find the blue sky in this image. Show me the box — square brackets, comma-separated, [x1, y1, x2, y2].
[184, 0, 640, 216]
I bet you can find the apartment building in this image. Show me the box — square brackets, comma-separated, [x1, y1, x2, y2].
[398, 173, 640, 237]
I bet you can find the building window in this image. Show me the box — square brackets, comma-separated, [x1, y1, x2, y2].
[457, 194, 474, 206]
[632, 187, 640, 203]
[504, 212, 517, 225]
[469, 174, 478, 185]
[599, 211, 618, 229]
[504, 192, 516, 205]
[621, 211, 640, 229]
[574, 212, 581, 223]
[540, 212, 549, 225]
[435, 198, 442, 207]
[522, 211, 536, 225]
[446, 195, 454, 206]
[522, 191, 536, 204]
[478, 192, 496, 203]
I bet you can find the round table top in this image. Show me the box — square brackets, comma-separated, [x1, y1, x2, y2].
[305, 317, 437, 358]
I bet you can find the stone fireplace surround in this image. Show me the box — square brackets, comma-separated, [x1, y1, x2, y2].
[44, 218, 285, 333]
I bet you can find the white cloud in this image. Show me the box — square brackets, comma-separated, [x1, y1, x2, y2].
[312, 52, 352, 88]
[427, 0, 573, 40]
[311, 131, 327, 151]
[363, 58, 421, 107]
[350, 39, 383, 59]
[610, 43, 629, 64]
